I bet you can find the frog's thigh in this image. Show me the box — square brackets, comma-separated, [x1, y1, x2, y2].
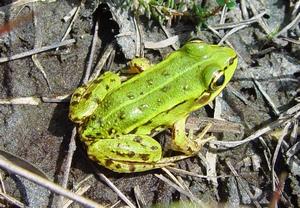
[87, 134, 171, 173]
[70, 72, 121, 121]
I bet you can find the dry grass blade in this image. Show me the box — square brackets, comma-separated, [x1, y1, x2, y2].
[210, 118, 285, 149]
[158, 24, 178, 50]
[286, 141, 300, 159]
[90, 42, 116, 81]
[210, 102, 300, 149]
[63, 184, 91, 208]
[273, 12, 300, 39]
[0, 158, 104, 207]
[57, 127, 77, 207]
[0, 0, 57, 11]
[155, 174, 205, 207]
[280, 37, 300, 44]
[144, 35, 179, 49]
[133, 15, 141, 57]
[211, 11, 266, 30]
[32, 5, 51, 90]
[162, 167, 185, 190]
[240, 0, 249, 19]
[0, 191, 25, 207]
[0, 150, 49, 179]
[258, 137, 272, 170]
[227, 84, 251, 105]
[0, 97, 41, 105]
[133, 185, 146, 208]
[0, 39, 76, 63]
[247, 0, 271, 34]
[58, 0, 85, 46]
[167, 167, 230, 179]
[186, 116, 243, 134]
[42, 94, 71, 103]
[271, 122, 291, 191]
[226, 160, 261, 208]
[96, 173, 136, 208]
[0, 172, 5, 193]
[253, 79, 280, 116]
[63, 7, 77, 22]
[206, 151, 218, 187]
[84, 20, 99, 84]
[0, 94, 71, 105]
[218, 25, 248, 45]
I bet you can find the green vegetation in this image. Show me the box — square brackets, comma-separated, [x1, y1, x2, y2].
[120, 0, 236, 26]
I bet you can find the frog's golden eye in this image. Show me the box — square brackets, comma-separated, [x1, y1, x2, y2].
[210, 71, 225, 90]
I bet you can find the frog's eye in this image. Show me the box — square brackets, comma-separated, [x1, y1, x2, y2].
[210, 71, 225, 91]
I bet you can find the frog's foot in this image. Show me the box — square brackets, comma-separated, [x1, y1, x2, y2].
[122, 58, 152, 74]
[171, 117, 214, 155]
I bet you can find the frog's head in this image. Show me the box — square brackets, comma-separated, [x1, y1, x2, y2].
[184, 39, 238, 104]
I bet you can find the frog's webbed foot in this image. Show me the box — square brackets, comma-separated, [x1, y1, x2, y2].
[171, 117, 214, 155]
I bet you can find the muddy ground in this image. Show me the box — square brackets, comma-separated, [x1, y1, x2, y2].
[0, 0, 299, 207]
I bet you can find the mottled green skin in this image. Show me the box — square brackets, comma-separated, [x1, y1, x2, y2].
[69, 41, 238, 173]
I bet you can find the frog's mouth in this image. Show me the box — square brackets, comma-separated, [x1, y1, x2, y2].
[196, 92, 211, 105]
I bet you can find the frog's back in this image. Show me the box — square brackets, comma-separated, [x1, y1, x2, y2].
[83, 42, 237, 137]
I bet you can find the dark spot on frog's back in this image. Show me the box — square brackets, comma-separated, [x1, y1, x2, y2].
[115, 164, 121, 169]
[119, 111, 126, 120]
[129, 164, 136, 172]
[162, 71, 170, 77]
[93, 78, 102, 84]
[133, 137, 142, 143]
[139, 154, 150, 161]
[128, 151, 135, 158]
[105, 159, 113, 167]
[83, 92, 91, 99]
[105, 85, 110, 90]
[151, 145, 158, 150]
[115, 151, 135, 158]
[147, 79, 153, 86]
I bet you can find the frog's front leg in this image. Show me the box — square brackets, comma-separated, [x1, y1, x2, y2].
[87, 134, 189, 173]
[171, 117, 214, 155]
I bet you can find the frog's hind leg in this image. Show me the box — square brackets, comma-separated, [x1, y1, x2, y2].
[69, 71, 121, 122]
[171, 117, 214, 155]
[86, 134, 188, 173]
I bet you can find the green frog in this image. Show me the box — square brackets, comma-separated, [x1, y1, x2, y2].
[69, 40, 238, 173]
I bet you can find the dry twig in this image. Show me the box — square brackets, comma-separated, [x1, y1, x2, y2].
[0, 39, 76, 63]
[0, 158, 104, 207]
